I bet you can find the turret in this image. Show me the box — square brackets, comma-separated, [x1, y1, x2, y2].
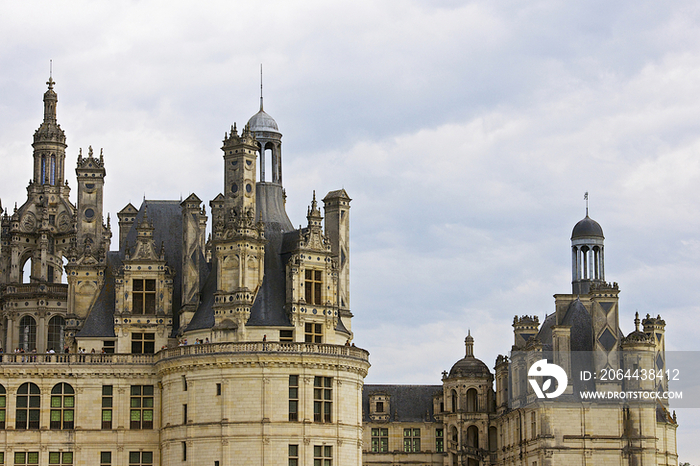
[571, 211, 605, 294]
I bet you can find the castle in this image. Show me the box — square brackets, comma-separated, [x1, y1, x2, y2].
[0, 78, 679, 466]
[361, 218, 679, 465]
[0, 78, 367, 466]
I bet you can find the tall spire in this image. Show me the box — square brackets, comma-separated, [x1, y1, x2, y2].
[584, 191, 589, 216]
[259, 64, 264, 111]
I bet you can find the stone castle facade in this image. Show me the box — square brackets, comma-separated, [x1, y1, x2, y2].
[0, 78, 367, 466]
[362, 215, 678, 466]
[0, 78, 679, 466]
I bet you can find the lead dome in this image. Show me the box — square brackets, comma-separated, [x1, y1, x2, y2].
[247, 108, 280, 133]
[571, 215, 604, 239]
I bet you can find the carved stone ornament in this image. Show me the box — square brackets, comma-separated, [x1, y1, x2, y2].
[21, 212, 36, 232]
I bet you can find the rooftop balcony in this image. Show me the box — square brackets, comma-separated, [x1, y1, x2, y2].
[0, 342, 370, 366]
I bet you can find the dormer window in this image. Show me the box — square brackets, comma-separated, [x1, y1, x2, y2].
[369, 393, 390, 421]
[305, 270, 322, 304]
[133, 279, 156, 314]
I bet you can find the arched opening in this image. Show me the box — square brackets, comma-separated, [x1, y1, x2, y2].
[61, 257, 69, 284]
[466, 388, 478, 412]
[263, 143, 273, 182]
[451, 389, 458, 412]
[489, 426, 497, 451]
[450, 425, 459, 448]
[48, 316, 65, 353]
[50, 154, 56, 185]
[466, 425, 479, 448]
[19, 315, 37, 352]
[21, 256, 33, 284]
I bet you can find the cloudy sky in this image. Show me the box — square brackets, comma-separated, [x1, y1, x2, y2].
[1, 0, 700, 461]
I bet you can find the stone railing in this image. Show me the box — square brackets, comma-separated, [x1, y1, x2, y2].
[0, 353, 155, 365]
[156, 341, 370, 362]
[0, 342, 369, 366]
[1, 283, 68, 299]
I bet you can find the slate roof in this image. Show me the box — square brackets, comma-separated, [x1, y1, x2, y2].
[248, 183, 295, 327]
[78, 200, 183, 338]
[362, 385, 441, 423]
[75, 251, 120, 338]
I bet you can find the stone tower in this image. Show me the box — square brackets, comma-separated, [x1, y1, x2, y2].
[210, 123, 265, 339]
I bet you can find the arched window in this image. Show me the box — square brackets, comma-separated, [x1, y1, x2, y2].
[16, 382, 40, 429]
[466, 388, 478, 412]
[466, 425, 479, 448]
[50, 383, 74, 429]
[19, 316, 37, 352]
[47, 316, 65, 353]
[50, 154, 56, 185]
[0, 385, 5, 429]
[451, 389, 458, 412]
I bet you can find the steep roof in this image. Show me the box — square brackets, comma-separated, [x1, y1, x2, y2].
[362, 385, 441, 423]
[75, 251, 120, 338]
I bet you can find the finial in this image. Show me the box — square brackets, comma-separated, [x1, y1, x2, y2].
[88, 146, 93, 158]
[100, 148, 104, 163]
[584, 191, 589, 216]
[260, 64, 264, 111]
[47, 60, 54, 90]
[634, 311, 640, 332]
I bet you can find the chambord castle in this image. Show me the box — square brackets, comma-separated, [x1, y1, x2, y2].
[0, 78, 678, 466]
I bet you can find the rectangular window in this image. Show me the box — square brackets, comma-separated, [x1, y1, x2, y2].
[289, 375, 299, 421]
[132, 279, 156, 314]
[48, 452, 73, 465]
[183, 404, 188, 424]
[131, 333, 155, 354]
[305, 323, 322, 344]
[100, 452, 112, 466]
[403, 428, 421, 452]
[14, 452, 39, 465]
[182, 442, 187, 461]
[313, 445, 332, 466]
[376, 401, 384, 412]
[128, 451, 153, 465]
[182, 376, 188, 391]
[102, 385, 113, 429]
[305, 270, 322, 304]
[531, 412, 537, 439]
[289, 445, 299, 466]
[436, 428, 444, 453]
[130, 385, 154, 429]
[102, 341, 115, 354]
[313, 376, 332, 423]
[216, 383, 222, 396]
[371, 428, 389, 452]
[280, 330, 294, 342]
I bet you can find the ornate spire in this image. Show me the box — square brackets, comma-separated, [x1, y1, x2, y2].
[465, 330, 474, 357]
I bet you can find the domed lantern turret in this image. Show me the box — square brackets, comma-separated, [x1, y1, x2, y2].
[247, 67, 283, 185]
[571, 195, 605, 294]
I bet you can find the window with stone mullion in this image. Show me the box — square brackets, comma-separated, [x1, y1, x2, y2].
[132, 279, 156, 314]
